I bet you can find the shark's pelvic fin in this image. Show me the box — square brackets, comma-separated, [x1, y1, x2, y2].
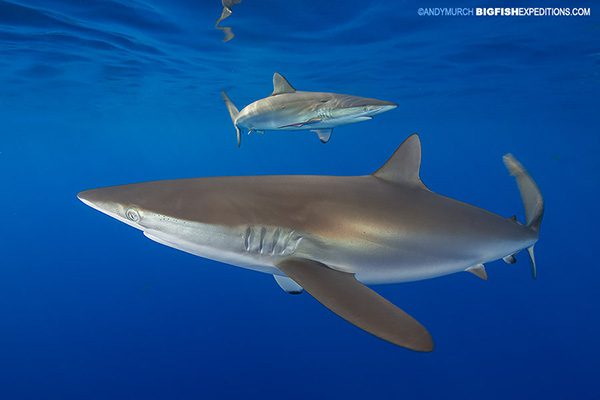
[221, 91, 242, 146]
[273, 275, 303, 294]
[277, 258, 434, 352]
[311, 129, 333, 143]
[372, 134, 427, 189]
[272, 72, 296, 96]
[466, 264, 488, 280]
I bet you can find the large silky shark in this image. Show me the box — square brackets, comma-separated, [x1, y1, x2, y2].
[78, 135, 543, 351]
[221, 73, 397, 146]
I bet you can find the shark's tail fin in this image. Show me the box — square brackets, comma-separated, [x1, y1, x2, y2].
[503, 154, 544, 279]
[503, 154, 544, 232]
[221, 91, 241, 147]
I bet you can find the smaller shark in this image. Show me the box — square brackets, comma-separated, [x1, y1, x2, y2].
[215, 0, 241, 42]
[221, 73, 397, 146]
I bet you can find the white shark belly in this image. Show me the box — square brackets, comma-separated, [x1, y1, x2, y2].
[144, 229, 281, 275]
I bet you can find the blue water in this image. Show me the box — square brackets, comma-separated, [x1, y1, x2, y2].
[1, 0, 599, 398]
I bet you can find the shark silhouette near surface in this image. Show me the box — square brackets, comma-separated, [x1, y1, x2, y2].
[215, 0, 241, 42]
[221, 73, 397, 146]
[78, 135, 543, 351]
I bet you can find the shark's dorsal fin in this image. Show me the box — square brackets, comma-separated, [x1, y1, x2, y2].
[272, 72, 296, 96]
[372, 134, 426, 188]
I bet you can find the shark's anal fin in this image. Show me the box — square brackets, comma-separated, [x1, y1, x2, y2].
[277, 258, 433, 352]
[311, 129, 333, 143]
[272, 72, 296, 96]
[273, 275, 303, 294]
[373, 134, 428, 190]
[503, 254, 517, 264]
[466, 264, 488, 280]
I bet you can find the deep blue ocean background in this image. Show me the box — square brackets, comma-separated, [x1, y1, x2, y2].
[0, 0, 599, 398]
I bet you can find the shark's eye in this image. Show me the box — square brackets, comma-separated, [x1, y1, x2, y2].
[126, 208, 140, 222]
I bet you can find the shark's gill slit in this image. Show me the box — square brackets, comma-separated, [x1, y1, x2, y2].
[270, 228, 281, 255]
[244, 226, 253, 251]
[259, 227, 267, 254]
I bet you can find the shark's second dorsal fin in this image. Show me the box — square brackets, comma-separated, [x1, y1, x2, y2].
[272, 72, 296, 96]
[372, 134, 427, 188]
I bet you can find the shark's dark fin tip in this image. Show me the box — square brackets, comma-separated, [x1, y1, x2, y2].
[273, 274, 304, 294]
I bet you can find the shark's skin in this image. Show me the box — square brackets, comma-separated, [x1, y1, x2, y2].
[221, 73, 397, 146]
[78, 135, 543, 351]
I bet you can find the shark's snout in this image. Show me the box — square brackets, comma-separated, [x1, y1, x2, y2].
[338, 97, 398, 118]
[78, 187, 143, 229]
[78, 189, 108, 213]
[363, 99, 398, 114]
[371, 102, 397, 115]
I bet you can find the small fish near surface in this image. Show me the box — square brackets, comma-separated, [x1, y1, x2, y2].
[78, 134, 543, 351]
[215, 0, 241, 42]
[221, 72, 398, 146]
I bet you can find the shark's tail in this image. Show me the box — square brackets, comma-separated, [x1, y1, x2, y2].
[503, 154, 544, 278]
[221, 91, 241, 147]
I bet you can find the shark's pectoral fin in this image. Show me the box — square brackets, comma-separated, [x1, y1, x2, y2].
[273, 274, 303, 294]
[277, 258, 433, 352]
[272, 72, 296, 96]
[311, 129, 333, 143]
[466, 264, 488, 280]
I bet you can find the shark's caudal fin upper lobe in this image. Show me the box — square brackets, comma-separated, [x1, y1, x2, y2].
[221, 91, 241, 147]
[503, 154, 544, 279]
